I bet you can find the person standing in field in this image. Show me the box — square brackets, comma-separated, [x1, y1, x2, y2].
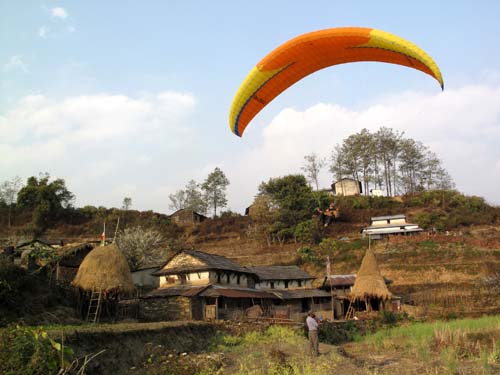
[306, 311, 320, 356]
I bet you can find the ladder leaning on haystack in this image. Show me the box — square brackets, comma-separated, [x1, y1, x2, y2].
[86, 287, 103, 323]
[345, 299, 355, 320]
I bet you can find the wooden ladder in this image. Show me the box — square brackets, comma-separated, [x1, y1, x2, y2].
[345, 299, 355, 320]
[87, 287, 102, 323]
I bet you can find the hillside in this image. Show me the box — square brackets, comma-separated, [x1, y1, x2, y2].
[2, 190, 499, 320]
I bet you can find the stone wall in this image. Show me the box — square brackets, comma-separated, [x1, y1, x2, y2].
[140, 296, 192, 321]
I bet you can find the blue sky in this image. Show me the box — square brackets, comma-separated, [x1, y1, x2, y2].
[1, 1, 500, 213]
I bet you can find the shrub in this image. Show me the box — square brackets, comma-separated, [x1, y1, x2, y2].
[380, 310, 398, 325]
[294, 220, 322, 245]
[0, 325, 73, 375]
[297, 247, 318, 264]
[317, 321, 360, 345]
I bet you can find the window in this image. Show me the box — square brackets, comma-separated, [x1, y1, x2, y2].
[298, 280, 302, 287]
[217, 273, 221, 283]
[270, 282, 275, 289]
[226, 274, 230, 283]
[284, 281, 289, 288]
[237, 274, 241, 285]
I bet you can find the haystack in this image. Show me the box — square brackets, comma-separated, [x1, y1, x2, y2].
[350, 248, 391, 302]
[72, 242, 135, 294]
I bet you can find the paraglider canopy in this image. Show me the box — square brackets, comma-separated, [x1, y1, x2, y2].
[229, 27, 444, 137]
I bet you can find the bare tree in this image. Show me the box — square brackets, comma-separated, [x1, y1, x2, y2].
[0, 176, 23, 228]
[301, 153, 325, 190]
[168, 190, 187, 211]
[116, 226, 165, 271]
[169, 180, 207, 214]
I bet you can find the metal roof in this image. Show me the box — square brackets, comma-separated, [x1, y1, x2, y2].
[271, 289, 331, 299]
[153, 249, 253, 276]
[324, 274, 357, 287]
[322, 274, 393, 288]
[371, 214, 406, 221]
[248, 266, 315, 281]
[141, 285, 209, 299]
[199, 286, 275, 299]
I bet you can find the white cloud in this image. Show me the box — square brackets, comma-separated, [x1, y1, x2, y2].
[224, 85, 500, 210]
[2, 55, 29, 73]
[38, 26, 48, 38]
[0, 92, 197, 211]
[2, 85, 499, 214]
[51, 7, 68, 19]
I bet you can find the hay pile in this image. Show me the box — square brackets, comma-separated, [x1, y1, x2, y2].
[350, 248, 391, 301]
[72, 242, 135, 293]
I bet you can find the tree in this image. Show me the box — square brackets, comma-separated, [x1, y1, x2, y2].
[258, 175, 317, 244]
[122, 197, 132, 210]
[329, 127, 453, 196]
[168, 179, 207, 214]
[301, 153, 325, 190]
[116, 226, 164, 271]
[202, 168, 229, 217]
[247, 195, 278, 247]
[0, 176, 23, 228]
[17, 173, 75, 233]
[168, 190, 187, 211]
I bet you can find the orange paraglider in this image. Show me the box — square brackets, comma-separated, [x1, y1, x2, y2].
[229, 27, 443, 137]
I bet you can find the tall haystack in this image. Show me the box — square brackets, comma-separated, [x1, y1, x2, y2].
[350, 248, 391, 302]
[72, 242, 135, 294]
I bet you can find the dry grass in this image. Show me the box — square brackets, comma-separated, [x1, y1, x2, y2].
[72, 242, 135, 293]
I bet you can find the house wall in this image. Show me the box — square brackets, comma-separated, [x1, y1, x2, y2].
[140, 296, 194, 321]
[133, 269, 160, 288]
[372, 218, 407, 226]
[255, 279, 312, 290]
[217, 297, 255, 320]
[159, 271, 251, 288]
[334, 180, 360, 196]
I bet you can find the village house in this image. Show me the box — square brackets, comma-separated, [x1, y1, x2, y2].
[331, 178, 362, 196]
[169, 209, 207, 227]
[361, 214, 423, 239]
[140, 249, 330, 322]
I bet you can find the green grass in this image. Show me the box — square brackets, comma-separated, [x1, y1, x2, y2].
[359, 315, 500, 374]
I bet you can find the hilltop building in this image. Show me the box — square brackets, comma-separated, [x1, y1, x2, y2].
[169, 209, 207, 227]
[332, 178, 362, 196]
[362, 214, 423, 239]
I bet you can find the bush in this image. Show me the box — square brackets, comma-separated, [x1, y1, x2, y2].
[296, 247, 318, 264]
[380, 310, 398, 325]
[0, 325, 73, 375]
[0, 260, 36, 323]
[294, 219, 322, 244]
[317, 321, 360, 344]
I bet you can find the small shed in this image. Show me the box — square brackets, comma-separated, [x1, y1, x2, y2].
[14, 240, 55, 270]
[362, 214, 423, 238]
[332, 178, 362, 196]
[56, 243, 94, 283]
[169, 209, 207, 226]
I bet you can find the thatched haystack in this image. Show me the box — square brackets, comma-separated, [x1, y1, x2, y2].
[350, 248, 391, 301]
[72, 242, 135, 294]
